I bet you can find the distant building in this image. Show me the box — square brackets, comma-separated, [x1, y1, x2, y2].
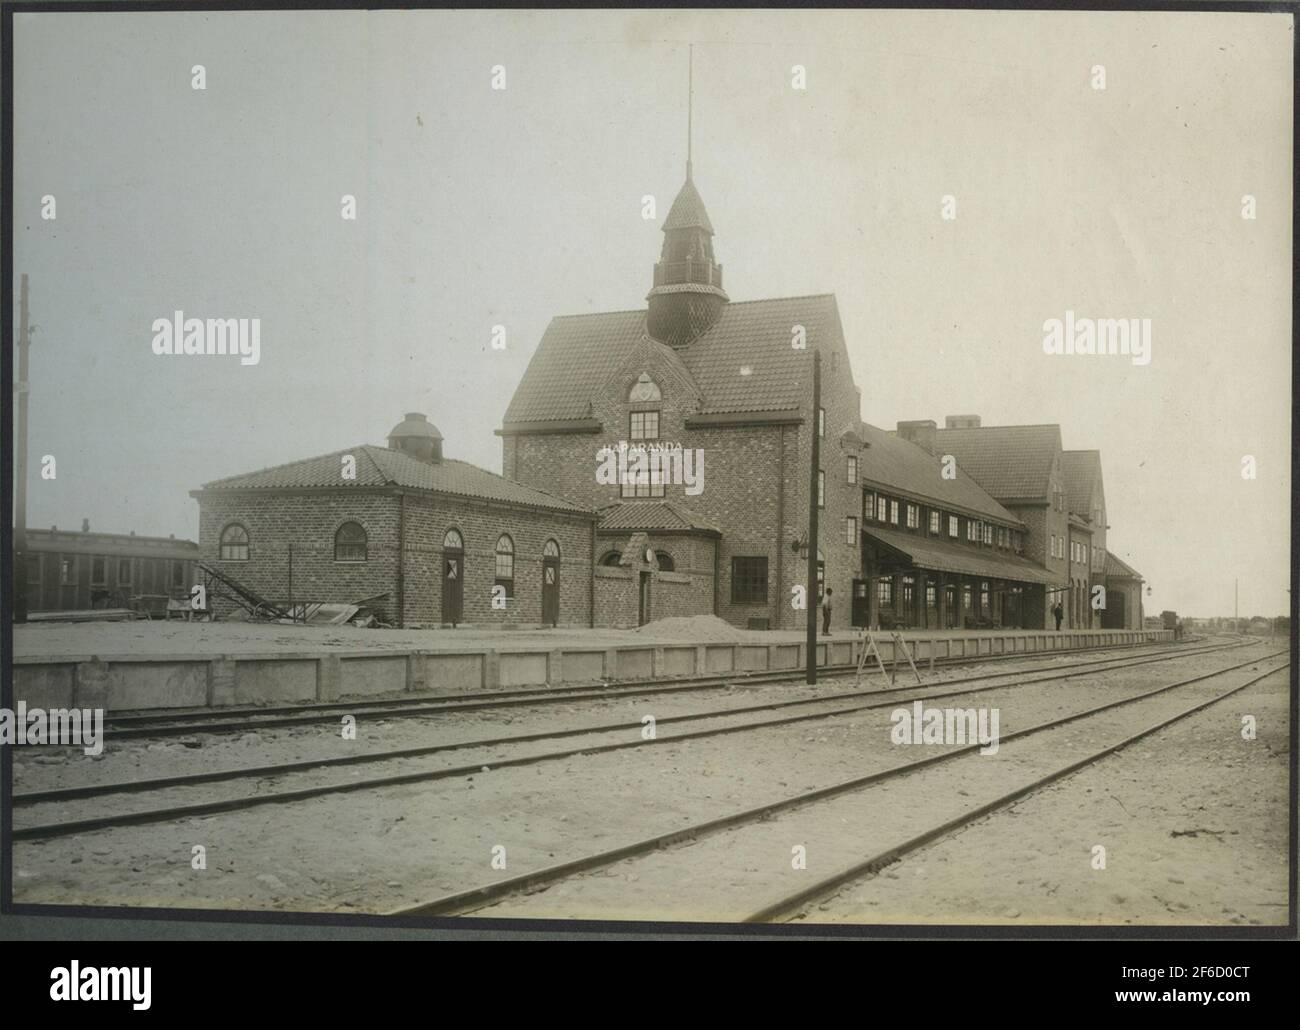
[22, 521, 198, 612]
[1104, 551, 1146, 630]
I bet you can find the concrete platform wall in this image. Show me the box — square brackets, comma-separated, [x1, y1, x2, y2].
[11, 629, 1175, 712]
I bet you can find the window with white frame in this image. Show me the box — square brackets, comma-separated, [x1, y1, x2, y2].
[847, 455, 857, 484]
[846, 516, 857, 545]
[929, 510, 940, 534]
[906, 504, 919, 529]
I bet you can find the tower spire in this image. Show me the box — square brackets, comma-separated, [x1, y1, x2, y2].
[687, 44, 693, 180]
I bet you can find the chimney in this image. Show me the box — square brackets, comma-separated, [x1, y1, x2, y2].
[82, 518, 90, 532]
[897, 419, 937, 454]
[945, 414, 981, 429]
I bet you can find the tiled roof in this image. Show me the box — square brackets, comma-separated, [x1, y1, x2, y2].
[598, 500, 721, 534]
[663, 175, 714, 234]
[1061, 450, 1101, 517]
[502, 294, 843, 423]
[1104, 550, 1144, 580]
[933, 424, 1062, 502]
[860, 423, 1021, 526]
[199, 445, 593, 515]
[863, 525, 1055, 585]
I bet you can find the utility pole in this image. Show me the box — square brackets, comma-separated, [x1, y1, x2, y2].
[805, 349, 821, 685]
[13, 274, 31, 623]
[1234, 577, 1239, 635]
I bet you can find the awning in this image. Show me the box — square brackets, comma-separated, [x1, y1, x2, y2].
[863, 525, 1056, 585]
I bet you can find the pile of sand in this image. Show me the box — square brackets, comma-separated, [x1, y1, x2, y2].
[636, 614, 756, 642]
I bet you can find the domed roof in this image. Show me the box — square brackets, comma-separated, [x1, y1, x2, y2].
[388, 412, 443, 441]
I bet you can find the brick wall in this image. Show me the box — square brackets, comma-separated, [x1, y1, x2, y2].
[197, 488, 594, 628]
[503, 305, 865, 633]
[1005, 502, 1067, 629]
[399, 493, 593, 628]
[594, 566, 640, 628]
[197, 492, 400, 622]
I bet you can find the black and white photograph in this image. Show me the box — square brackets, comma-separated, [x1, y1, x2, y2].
[2, 2, 1296, 959]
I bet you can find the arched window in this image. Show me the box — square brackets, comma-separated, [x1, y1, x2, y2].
[334, 522, 367, 562]
[443, 528, 463, 551]
[654, 550, 675, 572]
[495, 534, 515, 596]
[543, 539, 560, 558]
[600, 551, 623, 567]
[219, 523, 249, 561]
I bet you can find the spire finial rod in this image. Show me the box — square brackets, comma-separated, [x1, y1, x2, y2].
[687, 44, 693, 179]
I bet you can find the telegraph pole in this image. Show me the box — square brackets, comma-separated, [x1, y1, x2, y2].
[805, 349, 821, 684]
[13, 274, 31, 622]
[1234, 577, 1239, 635]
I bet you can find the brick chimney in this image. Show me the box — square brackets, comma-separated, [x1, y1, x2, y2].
[945, 414, 981, 429]
[897, 419, 937, 454]
[82, 518, 90, 532]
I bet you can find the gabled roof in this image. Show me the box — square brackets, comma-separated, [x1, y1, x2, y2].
[662, 175, 714, 234]
[198, 445, 593, 515]
[1061, 450, 1102, 518]
[502, 294, 843, 424]
[860, 423, 1022, 526]
[598, 500, 721, 535]
[933, 424, 1063, 502]
[1104, 550, 1144, 580]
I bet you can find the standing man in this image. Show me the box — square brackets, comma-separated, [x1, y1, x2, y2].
[1053, 601, 1064, 631]
[822, 587, 834, 636]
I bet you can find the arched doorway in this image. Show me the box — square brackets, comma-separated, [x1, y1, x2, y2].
[442, 528, 464, 626]
[541, 539, 560, 627]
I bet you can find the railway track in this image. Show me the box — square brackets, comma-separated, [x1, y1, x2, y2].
[101, 634, 1217, 739]
[384, 648, 1287, 920]
[12, 637, 1263, 842]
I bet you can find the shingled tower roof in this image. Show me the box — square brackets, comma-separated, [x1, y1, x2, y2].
[662, 173, 715, 234]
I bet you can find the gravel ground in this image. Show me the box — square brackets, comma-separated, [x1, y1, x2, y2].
[465, 655, 1288, 923]
[11, 641, 1280, 923]
[802, 663, 1291, 927]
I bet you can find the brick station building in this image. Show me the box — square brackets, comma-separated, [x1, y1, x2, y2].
[188, 157, 1148, 634]
[191, 413, 597, 628]
[497, 158, 1099, 632]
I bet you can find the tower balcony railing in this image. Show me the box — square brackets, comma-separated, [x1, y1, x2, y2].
[653, 260, 724, 289]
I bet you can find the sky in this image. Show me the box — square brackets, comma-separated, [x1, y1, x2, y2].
[9, 8, 1294, 618]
